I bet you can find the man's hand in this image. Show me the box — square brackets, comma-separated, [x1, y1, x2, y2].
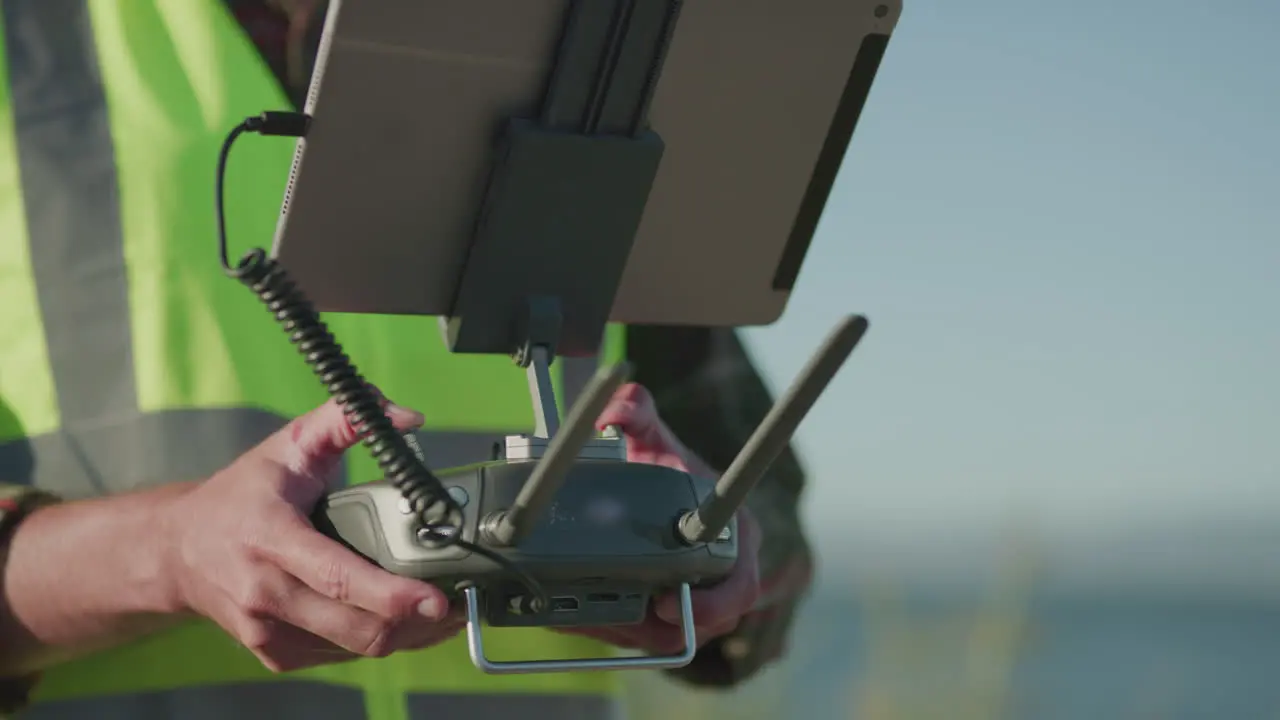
[158, 397, 465, 672]
[555, 383, 763, 655]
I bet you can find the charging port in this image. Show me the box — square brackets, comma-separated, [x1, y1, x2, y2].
[551, 596, 579, 613]
[587, 593, 620, 603]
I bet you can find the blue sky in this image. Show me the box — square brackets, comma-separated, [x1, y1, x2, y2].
[742, 0, 1280, 565]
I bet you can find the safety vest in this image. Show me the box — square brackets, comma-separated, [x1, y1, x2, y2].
[0, 1, 627, 718]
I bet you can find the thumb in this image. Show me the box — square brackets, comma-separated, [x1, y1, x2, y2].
[273, 393, 427, 476]
[597, 384, 688, 468]
[596, 383, 661, 439]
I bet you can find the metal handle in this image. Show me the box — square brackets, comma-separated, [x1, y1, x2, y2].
[464, 584, 698, 674]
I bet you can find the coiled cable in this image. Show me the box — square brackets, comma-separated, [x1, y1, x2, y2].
[226, 247, 460, 528]
[216, 112, 547, 607]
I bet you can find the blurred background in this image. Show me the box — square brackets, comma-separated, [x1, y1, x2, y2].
[624, 0, 1280, 718]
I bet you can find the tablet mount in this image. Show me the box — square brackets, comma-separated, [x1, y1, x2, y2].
[215, 0, 869, 675]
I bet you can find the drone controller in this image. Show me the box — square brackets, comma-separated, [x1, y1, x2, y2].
[307, 317, 865, 675]
[216, 0, 897, 676]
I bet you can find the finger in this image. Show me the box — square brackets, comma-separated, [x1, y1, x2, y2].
[697, 615, 744, 645]
[253, 622, 358, 673]
[268, 394, 426, 478]
[574, 615, 723, 655]
[596, 383, 696, 469]
[255, 517, 449, 622]
[755, 550, 815, 610]
[267, 578, 406, 658]
[225, 563, 404, 658]
[207, 583, 358, 673]
[366, 384, 431, 431]
[393, 613, 468, 650]
[596, 383, 660, 437]
[652, 567, 757, 629]
[654, 517, 761, 626]
[616, 618, 736, 654]
[297, 395, 425, 459]
[552, 625, 646, 651]
[265, 606, 466, 668]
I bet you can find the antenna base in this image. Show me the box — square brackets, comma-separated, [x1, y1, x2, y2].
[676, 510, 735, 546]
[479, 510, 515, 547]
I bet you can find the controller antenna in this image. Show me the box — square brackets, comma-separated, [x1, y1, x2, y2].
[677, 314, 868, 545]
[483, 359, 633, 547]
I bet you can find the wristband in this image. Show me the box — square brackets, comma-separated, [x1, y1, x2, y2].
[0, 485, 59, 540]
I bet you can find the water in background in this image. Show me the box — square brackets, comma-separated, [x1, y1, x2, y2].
[622, 575, 1280, 719]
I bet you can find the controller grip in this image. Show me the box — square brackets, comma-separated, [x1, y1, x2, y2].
[305, 481, 487, 588]
[309, 487, 393, 568]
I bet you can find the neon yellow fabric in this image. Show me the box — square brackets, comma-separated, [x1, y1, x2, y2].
[0, 15, 58, 441]
[19, 1, 625, 718]
[93, 0, 533, 430]
[30, 619, 622, 697]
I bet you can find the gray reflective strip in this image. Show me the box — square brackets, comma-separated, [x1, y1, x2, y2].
[0, 358, 604, 497]
[19, 685, 619, 720]
[2, 0, 137, 431]
[17, 681, 366, 720]
[0, 409, 532, 497]
[0, 361, 607, 497]
[0, 408, 288, 498]
[407, 692, 622, 720]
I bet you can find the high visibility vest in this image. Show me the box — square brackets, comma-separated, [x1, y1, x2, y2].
[0, 1, 627, 718]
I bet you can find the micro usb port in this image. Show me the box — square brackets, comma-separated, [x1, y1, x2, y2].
[551, 596, 579, 613]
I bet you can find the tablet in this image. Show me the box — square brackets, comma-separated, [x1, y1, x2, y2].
[271, 0, 901, 330]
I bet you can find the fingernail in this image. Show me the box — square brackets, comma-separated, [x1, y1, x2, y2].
[386, 402, 426, 427]
[417, 596, 445, 620]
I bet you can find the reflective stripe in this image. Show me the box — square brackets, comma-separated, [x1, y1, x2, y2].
[20, 681, 366, 720]
[18, 684, 620, 720]
[0, 350, 612, 498]
[0, 3, 57, 439]
[29, 616, 619, 703]
[406, 692, 623, 720]
[2, 0, 136, 433]
[0, 407, 286, 497]
[0, 382, 599, 497]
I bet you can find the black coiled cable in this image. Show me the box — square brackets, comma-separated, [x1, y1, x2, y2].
[224, 247, 458, 528]
[215, 112, 547, 606]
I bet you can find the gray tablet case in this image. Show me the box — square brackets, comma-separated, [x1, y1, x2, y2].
[272, 0, 900, 354]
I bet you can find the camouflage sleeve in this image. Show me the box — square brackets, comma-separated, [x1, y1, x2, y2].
[0, 484, 61, 716]
[626, 325, 815, 688]
[267, 0, 327, 104]
[223, 0, 326, 108]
